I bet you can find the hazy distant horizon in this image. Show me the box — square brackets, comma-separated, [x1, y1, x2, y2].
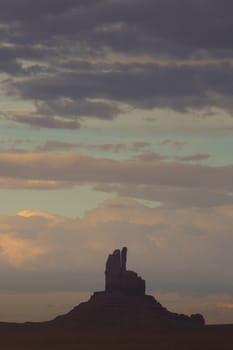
[1, 289, 233, 325]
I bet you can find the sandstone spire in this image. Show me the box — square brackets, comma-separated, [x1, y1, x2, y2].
[105, 247, 145, 295]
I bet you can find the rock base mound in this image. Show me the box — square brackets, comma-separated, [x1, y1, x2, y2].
[54, 291, 204, 330]
[52, 247, 205, 330]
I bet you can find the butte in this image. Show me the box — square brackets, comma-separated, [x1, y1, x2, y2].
[52, 247, 205, 330]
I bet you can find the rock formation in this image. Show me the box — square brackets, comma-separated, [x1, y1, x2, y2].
[53, 247, 205, 330]
[105, 247, 145, 295]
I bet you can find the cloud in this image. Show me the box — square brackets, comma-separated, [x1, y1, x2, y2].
[0, 177, 73, 189]
[10, 115, 81, 130]
[94, 184, 233, 208]
[5, 61, 233, 133]
[17, 210, 65, 225]
[0, 234, 47, 268]
[160, 139, 187, 150]
[1, 1, 233, 128]
[35, 98, 120, 119]
[0, 197, 232, 298]
[0, 151, 231, 210]
[11, 63, 233, 112]
[0, 152, 231, 191]
[176, 153, 211, 162]
[36, 140, 150, 153]
[36, 141, 82, 152]
[1, 0, 233, 53]
[130, 142, 151, 152]
[137, 152, 167, 162]
[10, 98, 121, 129]
[218, 303, 233, 310]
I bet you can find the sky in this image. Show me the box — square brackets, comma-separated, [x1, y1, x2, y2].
[0, 0, 233, 325]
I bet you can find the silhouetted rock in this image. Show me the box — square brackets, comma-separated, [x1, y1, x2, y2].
[105, 247, 145, 295]
[190, 313, 205, 326]
[121, 246, 127, 271]
[53, 247, 205, 330]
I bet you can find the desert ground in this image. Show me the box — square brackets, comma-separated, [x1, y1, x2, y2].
[0, 323, 233, 350]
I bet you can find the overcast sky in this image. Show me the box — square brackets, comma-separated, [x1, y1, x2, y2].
[0, 0, 233, 324]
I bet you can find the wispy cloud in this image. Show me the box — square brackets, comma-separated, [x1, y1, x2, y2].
[218, 303, 233, 310]
[137, 152, 167, 161]
[36, 140, 151, 153]
[160, 139, 187, 150]
[176, 153, 210, 162]
[0, 152, 231, 191]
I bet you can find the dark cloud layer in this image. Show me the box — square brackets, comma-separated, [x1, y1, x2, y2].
[1, 0, 233, 128]
[14, 63, 233, 106]
[1, 0, 233, 50]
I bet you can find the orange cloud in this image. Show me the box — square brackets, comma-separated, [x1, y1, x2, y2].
[218, 303, 233, 310]
[0, 234, 48, 267]
[17, 210, 65, 225]
[0, 177, 73, 189]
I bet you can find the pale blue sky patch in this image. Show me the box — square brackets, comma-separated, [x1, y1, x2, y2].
[0, 186, 113, 218]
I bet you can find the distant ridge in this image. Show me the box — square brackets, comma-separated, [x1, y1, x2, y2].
[52, 247, 205, 330]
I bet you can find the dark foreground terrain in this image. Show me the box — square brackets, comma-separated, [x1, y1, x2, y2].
[0, 323, 233, 350]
